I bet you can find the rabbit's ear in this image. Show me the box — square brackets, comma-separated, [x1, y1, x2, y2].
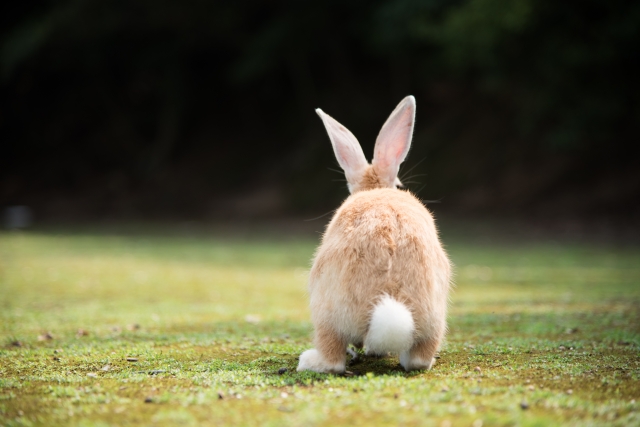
[372, 96, 416, 187]
[316, 108, 368, 189]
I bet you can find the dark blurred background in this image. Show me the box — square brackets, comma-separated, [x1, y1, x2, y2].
[2, 0, 639, 224]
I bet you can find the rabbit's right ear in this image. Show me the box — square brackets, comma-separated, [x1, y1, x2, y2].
[316, 108, 368, 190]
[372, 96, 416, 187]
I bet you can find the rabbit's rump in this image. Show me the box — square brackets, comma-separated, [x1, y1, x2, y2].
[308, 188, 450, 355]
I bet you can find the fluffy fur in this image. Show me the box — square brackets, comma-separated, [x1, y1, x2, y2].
[297, 96, 451, 373]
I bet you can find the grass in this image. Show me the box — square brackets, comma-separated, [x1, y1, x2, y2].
[0, 223, 639, 426]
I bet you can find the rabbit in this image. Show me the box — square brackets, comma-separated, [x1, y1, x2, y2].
[297, 96, 451, 373]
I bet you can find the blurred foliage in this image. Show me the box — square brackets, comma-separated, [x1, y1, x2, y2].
[1, 0, 638, 218]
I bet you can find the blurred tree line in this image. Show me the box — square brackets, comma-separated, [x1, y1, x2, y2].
[1, 0, 639, 220]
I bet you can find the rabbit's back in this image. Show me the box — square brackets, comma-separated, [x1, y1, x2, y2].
[309, 188, 450, 342]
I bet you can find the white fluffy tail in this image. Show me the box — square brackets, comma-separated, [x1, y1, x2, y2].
[364, 295, 415, 355]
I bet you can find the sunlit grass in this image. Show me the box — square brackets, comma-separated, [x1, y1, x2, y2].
[0, 225, 639, 426]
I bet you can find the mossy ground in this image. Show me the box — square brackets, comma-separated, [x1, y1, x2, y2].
[1, 224, 639, 426]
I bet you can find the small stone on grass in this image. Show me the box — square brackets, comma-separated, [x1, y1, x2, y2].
[38, 332, 53, 341]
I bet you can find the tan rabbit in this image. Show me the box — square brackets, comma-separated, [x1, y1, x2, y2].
[297, 96, 451, 373]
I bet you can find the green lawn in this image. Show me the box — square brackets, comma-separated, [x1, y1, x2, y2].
[1, 224, 639, 426]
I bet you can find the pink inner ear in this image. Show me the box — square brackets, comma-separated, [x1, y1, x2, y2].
[315, 108, 368, 185]
[372, 96, 415, 185]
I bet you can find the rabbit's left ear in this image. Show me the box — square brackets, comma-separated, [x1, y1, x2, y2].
[316, 108, 368, 190]
[372, 96, 415, 187]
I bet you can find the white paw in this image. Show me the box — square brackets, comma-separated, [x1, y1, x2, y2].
[297, 349, 345, 373]
[399, 351, 435, 371]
